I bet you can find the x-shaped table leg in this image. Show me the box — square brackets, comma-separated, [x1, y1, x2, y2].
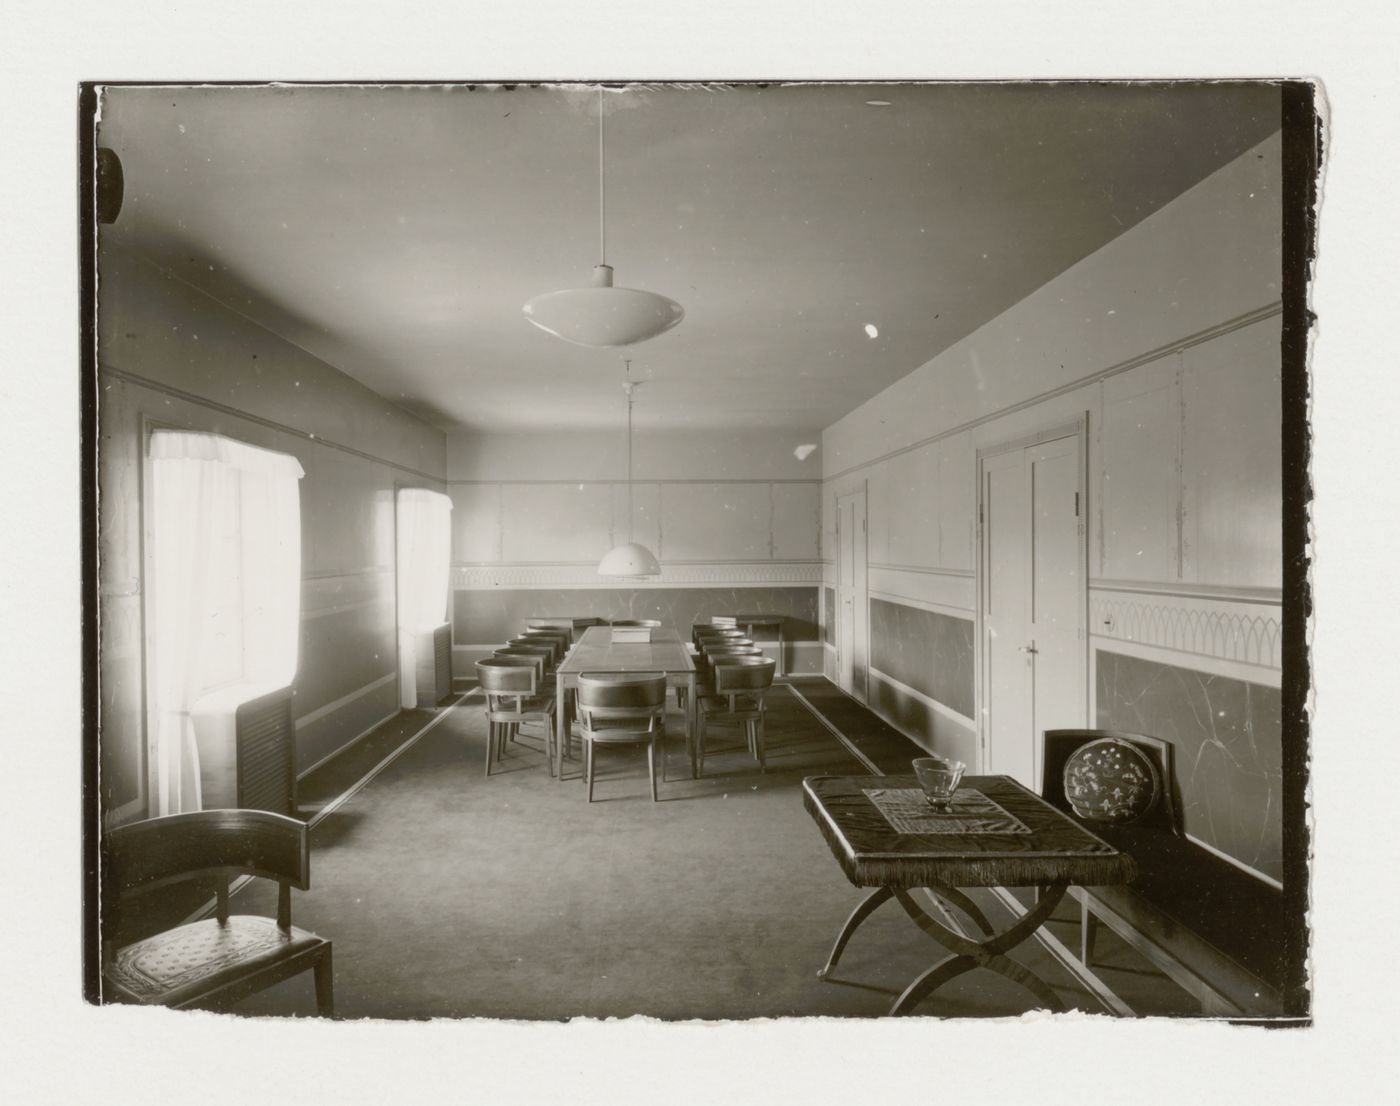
[817, 881, 1069, 1016]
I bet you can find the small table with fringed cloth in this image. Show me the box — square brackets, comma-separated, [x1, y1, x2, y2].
[803, 774, 1136, 1015]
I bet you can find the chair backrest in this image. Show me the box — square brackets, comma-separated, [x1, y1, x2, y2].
[712, 656, 776, 695]
[498, 642, 555, 673]
[611, 619, 662, 628]
[523, 626, 571, 647]
[105, 809, 310, 895]
[486, 651, 544, 687]
[700, 637, 754, 653]
[1040, 728, 1181, 834]
[576, 672, 667, 713]
[696, 628, 747, 644]
[526, 618, 576, 643]
[512, 633, 564, 663]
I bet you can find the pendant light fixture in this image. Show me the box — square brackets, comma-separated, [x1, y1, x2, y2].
[598, 360, 661, 578]
[523, 87, 685, 348]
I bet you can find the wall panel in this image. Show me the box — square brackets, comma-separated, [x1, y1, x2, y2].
[660, 483, 771, 561]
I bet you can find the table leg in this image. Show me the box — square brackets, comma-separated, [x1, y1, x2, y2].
[778, 622, 785, 677]
[686, 673, 697, 779]
[555, 678, 567, 780]
[884, 883, 1069, 1016]
[817, 885, 894, 979]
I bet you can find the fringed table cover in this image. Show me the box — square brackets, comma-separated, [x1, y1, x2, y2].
[804, 774, 1136, 889]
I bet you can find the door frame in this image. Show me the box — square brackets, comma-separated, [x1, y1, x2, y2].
[974, 414, 1089, 776]
[834, 482, 869, 703]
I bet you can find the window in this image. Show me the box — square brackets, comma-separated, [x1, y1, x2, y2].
[146, 430, 304, 815]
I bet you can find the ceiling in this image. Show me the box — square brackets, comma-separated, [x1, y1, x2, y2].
[97, 82, 1281, 432]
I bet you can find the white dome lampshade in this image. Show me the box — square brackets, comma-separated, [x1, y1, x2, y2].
[597, 541, 662, 578]
[523, 265, 684, 348]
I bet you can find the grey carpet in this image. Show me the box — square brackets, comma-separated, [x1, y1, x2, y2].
[209, 685, 1186, 1020]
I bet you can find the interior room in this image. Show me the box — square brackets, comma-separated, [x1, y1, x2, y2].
[86, 80, 1310, 1021]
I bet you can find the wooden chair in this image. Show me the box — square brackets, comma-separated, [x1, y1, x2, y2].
[697, 656, 776, 776]
[518, 628, 571, 662]
[526, 618, 577, 645]
[1040, 729, 1180, 834]
[102, 809, 333, 1015]
[692, 622, 744, 645]
[496, 642, 556, 683]
[477, 657, 558, 776]
[680, 637, 755, 709]
[508, 635, 564, 668]
[575, 672, 667, 802]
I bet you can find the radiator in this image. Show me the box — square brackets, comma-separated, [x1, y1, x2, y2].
[415, 621, 453, 706]
[233, 686, 297, 815]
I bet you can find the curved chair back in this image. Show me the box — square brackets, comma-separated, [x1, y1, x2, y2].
[700, 637, 754, 653]
[477, 657, 538, 700]
[711, 655, 776, 695]
[698, 643, 760, 678]
[499, 642, 555, 673]
[611, 619, 662, 628]
[1041, 728, 1181, 834]
[520, 627, 570, 655]
[526, 618, 576, 643]
[491, 648, 547, 684]
[106, 809, 309, 895]
[511, 634, 564, 664]
[696, 629, 748, 647]
[575, 672, 667, 725]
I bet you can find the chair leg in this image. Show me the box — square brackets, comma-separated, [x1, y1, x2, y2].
[484, 722, 495, 777]
[585, 740, 595, 802]
[1081, 898, 1098, 966]
[755, 717, 766, 773]
[697, 712, 707, 777]
[313, 944, 334, 1018]
[648, 739, 658, 802]
[546, 715, 557, 777]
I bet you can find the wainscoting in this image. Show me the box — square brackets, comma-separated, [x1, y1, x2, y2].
[1096, 649, 1283, 884]
[451, 584, 822, 675]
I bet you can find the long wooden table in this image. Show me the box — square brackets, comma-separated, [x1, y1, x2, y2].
[804, 773, 1136, 1015]
[554, 626, 698, 780]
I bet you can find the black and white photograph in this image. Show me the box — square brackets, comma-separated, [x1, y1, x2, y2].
[82, 77, 1311, 1021]
[5, 1, 1400, 1102]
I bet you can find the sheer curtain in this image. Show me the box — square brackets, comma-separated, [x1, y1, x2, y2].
[396, 488, 454, 708]
[148, 431, 305, 816]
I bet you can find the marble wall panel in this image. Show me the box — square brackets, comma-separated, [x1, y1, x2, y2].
[1095, 649, 1282, 883]
[868, 598, 975, 719]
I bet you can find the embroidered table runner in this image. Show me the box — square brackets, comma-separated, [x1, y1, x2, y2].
[862, 787, 1030, 835]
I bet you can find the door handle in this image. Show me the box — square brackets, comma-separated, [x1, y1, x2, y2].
[1018, 644, 1038, 654]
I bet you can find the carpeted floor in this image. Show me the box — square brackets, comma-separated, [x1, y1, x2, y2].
[161, 680, 1196, 1020]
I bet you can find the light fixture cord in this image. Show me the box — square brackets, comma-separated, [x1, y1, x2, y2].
[598, 85, 606, 266]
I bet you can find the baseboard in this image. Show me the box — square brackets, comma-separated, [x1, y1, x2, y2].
[296, 707, 401, 780]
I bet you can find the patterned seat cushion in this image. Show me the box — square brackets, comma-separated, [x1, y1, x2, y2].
[106, 915, 325, 1007]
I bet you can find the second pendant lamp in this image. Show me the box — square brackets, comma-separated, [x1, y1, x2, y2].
[598, 361, 661, 578]
[523, 87, 684, 348]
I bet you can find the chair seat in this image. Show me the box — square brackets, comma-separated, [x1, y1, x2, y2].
[489, 696, 556, 717]
[106, 915, 327, 1007]
[698, 694, 763, 716]
[581, 724, 660, 744]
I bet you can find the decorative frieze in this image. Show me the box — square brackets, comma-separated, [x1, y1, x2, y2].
[450, 561, 823, 589]
[1089, 589, 1281, 669]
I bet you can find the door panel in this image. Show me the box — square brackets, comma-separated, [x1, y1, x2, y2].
[980, 427, 1086, 789]
[836, 489, 868, 699]
[1029, 437, 1084, 772]
[983, 451, 1032, 783]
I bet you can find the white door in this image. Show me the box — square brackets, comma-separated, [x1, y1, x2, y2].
[835, 488, 868, 699]
[979, 426, 1086, 787]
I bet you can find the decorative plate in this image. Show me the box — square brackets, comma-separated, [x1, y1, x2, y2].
[1063, 738, 1161, 823]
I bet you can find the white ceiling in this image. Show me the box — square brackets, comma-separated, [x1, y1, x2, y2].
[97, 82, 1280, 432]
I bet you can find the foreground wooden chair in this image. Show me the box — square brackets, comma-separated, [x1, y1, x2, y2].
[697, 656, 776, 776]
[103, 809, 333, 1015]
[575, 672, 667, 802]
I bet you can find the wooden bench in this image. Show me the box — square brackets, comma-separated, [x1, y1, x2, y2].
[1042, 730, 1285, 1016]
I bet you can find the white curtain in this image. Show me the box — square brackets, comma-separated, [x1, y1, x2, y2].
[396, 488, 454, 708]
[149, 431, 304, 816]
